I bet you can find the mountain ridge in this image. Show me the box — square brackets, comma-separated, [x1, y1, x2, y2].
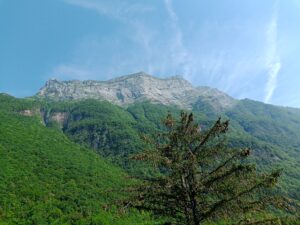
[37, 72, 236, 111]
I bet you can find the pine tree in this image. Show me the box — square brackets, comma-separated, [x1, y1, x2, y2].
[129, 112, 282, 225]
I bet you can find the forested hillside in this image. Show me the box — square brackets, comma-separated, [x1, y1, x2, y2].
[34, 98, 300, 205]
[0, 94, 155, 224]
[0, 93, 299, 223]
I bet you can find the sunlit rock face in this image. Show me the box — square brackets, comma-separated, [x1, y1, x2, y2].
[37, 72, 237, 111]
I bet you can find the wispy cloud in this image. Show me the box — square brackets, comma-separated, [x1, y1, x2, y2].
[54, 0, 154, 80]
[64, 0, 153, 21]
[59, 0, 283, 106]
[264, 1, 281, 103]
[60, 0, 195, 80]
[164, 0, 192, 77]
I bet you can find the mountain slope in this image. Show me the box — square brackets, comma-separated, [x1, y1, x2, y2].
[33, 70, 300, 202]
[34, 72, 300, 204]
[26, 97, 299, 205]
[3, 72, 300, 220]
[0, 94, 155, 225]
[224, 99, 300, 201]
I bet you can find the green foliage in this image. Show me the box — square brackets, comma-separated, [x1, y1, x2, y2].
[224, 99, 300, 203]
[0, 94, 299, 224]
[0, 96, 156, 224]
[52, 99, 300, 206]
[127, 102, 180, 133]
[38, 101, 181, 175]
[45, 101, 141, 156]
[3, 94, 299, 205]
[128, 112, 283, 225]
[226, 99, 300, 148]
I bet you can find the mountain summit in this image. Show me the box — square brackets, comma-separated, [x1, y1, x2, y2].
[37, 72, 236, 110]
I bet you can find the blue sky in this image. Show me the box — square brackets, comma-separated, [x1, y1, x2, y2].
[1, 0, 300, 108]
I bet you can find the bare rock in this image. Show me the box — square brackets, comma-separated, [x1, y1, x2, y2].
[37, 72, 237, 111]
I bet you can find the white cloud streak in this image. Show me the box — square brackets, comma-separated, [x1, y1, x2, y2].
[264, 2, 281, 103]
[64, 0, 152, 21]
[58, 0, 156, 79]
[164, 0, 193, 78]
[60, 0, 282, 106]
[61, 0, 195, 80]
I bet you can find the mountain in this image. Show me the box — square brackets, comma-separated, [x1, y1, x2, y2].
[34, 73, 300, 207]
[1, 72, 300, 223]
[37, 100, 300, 199]
[37, 72, 236, 111]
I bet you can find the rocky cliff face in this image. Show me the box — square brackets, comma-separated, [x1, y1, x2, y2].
[37, 72, 236, 111]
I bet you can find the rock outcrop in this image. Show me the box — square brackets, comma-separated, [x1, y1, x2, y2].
[37, 72, 236, 111]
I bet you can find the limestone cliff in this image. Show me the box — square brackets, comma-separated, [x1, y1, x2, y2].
[37, 72, 236, 111]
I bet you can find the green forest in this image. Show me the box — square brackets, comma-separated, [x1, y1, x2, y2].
[0, 94, 299, 224]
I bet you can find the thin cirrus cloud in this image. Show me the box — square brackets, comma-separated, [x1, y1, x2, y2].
[61, 0, 196, 79]
[58, 0, 285, 106]
[164, 0, 194, 78]
[264, 2, 281, 103]
[64, 0, 153, 20]
[59, 0, 159, 79]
